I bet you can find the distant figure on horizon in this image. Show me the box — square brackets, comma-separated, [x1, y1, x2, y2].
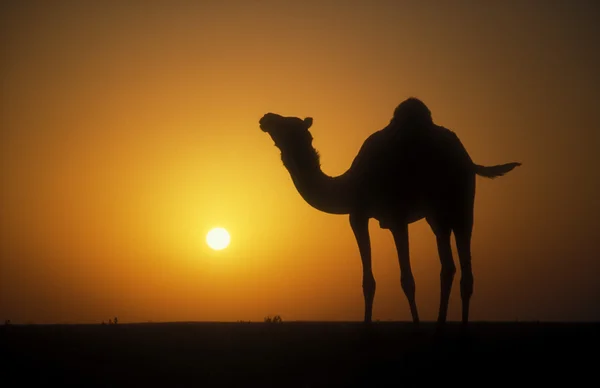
[259, 97, 521, 327]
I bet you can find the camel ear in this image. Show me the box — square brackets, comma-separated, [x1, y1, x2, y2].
[303, 117, 313, 129]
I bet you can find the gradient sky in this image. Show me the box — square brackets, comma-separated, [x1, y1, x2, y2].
[1, 0, 599, 324]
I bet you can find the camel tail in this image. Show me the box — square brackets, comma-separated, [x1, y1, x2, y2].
[474, 162, 522, 179]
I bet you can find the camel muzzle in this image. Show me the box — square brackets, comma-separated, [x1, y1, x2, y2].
[259, 118, 272, 133]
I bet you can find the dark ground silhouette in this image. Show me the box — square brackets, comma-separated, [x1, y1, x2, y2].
[1, 321, 597, 387]
[259, 98, 521, 326]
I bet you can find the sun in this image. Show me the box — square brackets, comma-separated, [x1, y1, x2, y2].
[206, 227, 230, 250]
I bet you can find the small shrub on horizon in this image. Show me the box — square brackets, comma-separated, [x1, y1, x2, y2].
[263, 315, 283, 324]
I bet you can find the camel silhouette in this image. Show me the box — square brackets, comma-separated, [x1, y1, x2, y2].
[259, 98, 521, 326]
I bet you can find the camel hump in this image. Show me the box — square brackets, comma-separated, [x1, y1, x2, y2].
[350, 122, 450, 166]
[392, 97, 433, 127]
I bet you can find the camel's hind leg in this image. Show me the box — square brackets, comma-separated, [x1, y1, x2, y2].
[435, 227, 456, 324]
[454, 179, 475, 326]
[454, 222, 473, 325]
[428, 217, 456, 325]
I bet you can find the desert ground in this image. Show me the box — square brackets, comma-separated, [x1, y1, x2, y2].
[1, 321, 597, 387]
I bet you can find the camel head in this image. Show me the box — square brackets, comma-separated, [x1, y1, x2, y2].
[259, 113, 314, 152]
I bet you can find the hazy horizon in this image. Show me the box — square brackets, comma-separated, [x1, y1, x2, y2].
[2, 0, 599, 324]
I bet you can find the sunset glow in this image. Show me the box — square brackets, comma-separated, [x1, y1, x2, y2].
[1, 1, 598, 325]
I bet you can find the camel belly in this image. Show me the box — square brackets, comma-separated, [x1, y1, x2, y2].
[359, 170, 468, 229]
[369, 199, 427, 229]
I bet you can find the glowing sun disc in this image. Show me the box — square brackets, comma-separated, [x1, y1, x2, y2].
[206, 227, 230, 250]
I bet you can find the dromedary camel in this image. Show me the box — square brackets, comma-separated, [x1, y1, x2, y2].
[258, 98, 521, 326]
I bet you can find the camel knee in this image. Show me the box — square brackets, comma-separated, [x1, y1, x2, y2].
[401, 274, 416, 298]
[460, 272, 473, 299]
[362, 274, 376, 298]
[440, 263, 456, 281]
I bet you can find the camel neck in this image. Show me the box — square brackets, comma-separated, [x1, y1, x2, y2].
[280, 143, 354, 215]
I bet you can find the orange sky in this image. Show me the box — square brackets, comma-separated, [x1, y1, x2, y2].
[1, 1, 599, 324]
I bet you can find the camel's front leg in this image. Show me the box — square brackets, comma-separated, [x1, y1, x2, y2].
[350, 213, 375, 324]
[391, 224, 419, 324]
